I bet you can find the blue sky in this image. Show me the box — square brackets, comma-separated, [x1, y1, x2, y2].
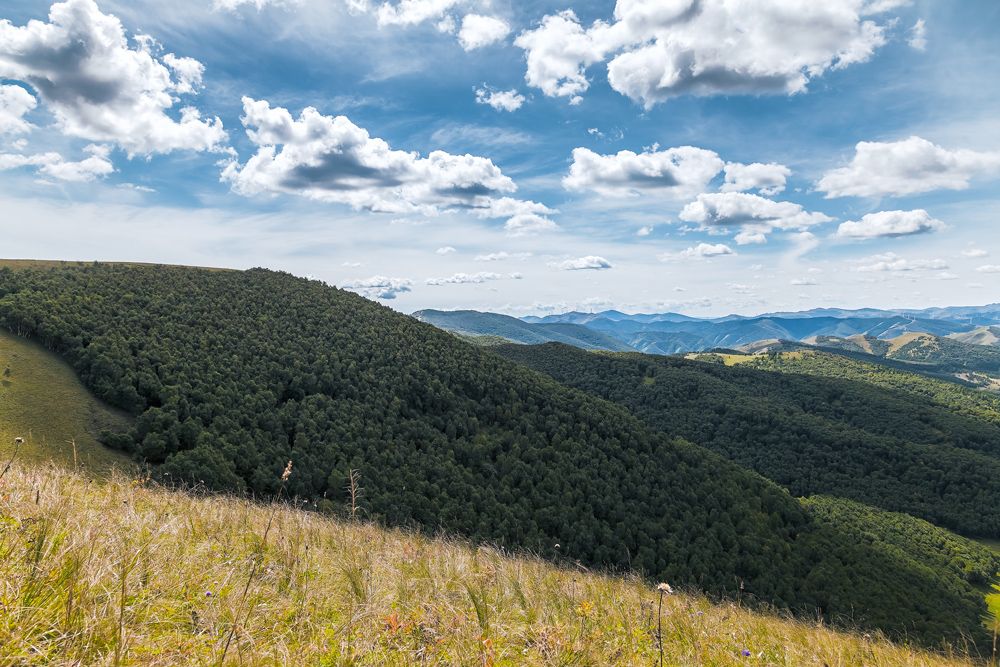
[1, 0, 998, 316]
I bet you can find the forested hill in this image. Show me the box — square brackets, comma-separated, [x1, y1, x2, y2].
[494, 343, 1000, 538]
[0, 263, 991, 644]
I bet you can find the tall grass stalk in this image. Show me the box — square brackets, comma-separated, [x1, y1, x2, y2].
[217, 460, 293, 665]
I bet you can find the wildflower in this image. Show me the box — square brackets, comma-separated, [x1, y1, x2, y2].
[657, 582, 674, 595]
[741, 648, 751, 657]
[13, 437, 23, 445]
[205, 591, 214, 598]
[281, 460, 293, 482]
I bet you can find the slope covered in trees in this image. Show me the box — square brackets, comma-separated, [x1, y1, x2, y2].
[494, 343, 1000, 538]
[0, 263, 993, 645]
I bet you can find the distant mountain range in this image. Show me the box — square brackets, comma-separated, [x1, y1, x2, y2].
[414, 305, 1000, 355]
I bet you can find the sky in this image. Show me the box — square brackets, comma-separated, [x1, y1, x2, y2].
[1, 0, 999, 317]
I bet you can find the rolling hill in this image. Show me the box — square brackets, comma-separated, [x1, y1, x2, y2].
[412, 309, 634, 350]
[808, 332, 1000, 373]
[422, 307, 996, 355]
[494, 342, 1000, 538]
[0, 261, 994, 644]
[951, 326, 1000, 347]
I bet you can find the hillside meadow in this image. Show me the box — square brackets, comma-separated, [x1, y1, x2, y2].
[0, 462, 984, 666]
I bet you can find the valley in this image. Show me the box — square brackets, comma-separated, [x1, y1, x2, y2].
[0, 261, 998, 662]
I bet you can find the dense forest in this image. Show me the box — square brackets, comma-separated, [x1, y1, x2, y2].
[494, 343, 1000, 537]
[0, 263, 994, 645]
[740, 349, 1000, 425]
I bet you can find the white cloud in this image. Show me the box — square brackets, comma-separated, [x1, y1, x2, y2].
[908, 18, 926, 51]
[341, 275, 413, 299]
[513, 10, 605, 100]
[0, 84, 36, 135]
[0, 0, 226, 156]
[659, 243, 735, 261]
[836, 209, 944, 239]
[515, 1, 895, 107]
[563, 145, 724, 198]
[504, 214, 558, 236]
[962, 248, 989, 258]
[474, 87, 525, 112]
[475, 251, 531, 262]
[0, 143, 114, 182]
[435, 246, 456, 254]
[791, 278, 818, 286]
[458, 14, 510, 50]
[636, 225, 653, 236]
[786, 231, 821, 260]
[721, 162, 791, 195]
[734, 230, 767, 245]
[977, 265, 1000, 273]
[554, 255, 612, 270]
[426, 271, 502, 285]
[818, 136, 1000, 198]
[863, 0, 912, 13]
[224, 97, 550, 234]
[855, 252, 949, 272]
[679, 192, 833, 243]
[376, 0, 463, 27]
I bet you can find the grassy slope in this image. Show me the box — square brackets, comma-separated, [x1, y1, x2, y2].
[0, 464, 979, 667]
[0, 329, 132, 473]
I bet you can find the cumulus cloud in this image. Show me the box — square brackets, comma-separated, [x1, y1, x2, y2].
[659, 243, 735, 261]
[341, 275, 413, 299]
[474, 87, 525, 112]
[836, 209, 944, 239]
[679, 192, 833, 244]
[458, 14, 510, 50]
[721, 162, 791, 195]
[515, 0, 896, 107]
[962, 248, 988, 258]
[977, 265, 1000, 273]
[0, 143, 114, 182]
[504, 214, 558, 236]
[554, 255, 612, 270]
[818, 136, 1000, 198]
[435, 246, 456, 254]
[224, 97, 553, 234]
[855, 252, 948, 272]
[0, 84, 36, 135]
[791, 278, 818, 286]
[563, 145, 724, 198]
[0, 0, 226, 156]
[426, 271, 502, 285]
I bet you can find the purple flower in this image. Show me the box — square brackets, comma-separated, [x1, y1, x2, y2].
[741, 648, 751, 657]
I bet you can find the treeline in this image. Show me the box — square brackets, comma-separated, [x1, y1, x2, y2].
[494, 343, 1000, 538]
[0, 263, 992, 645]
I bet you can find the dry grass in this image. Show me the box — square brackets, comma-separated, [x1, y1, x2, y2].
[0, 463, 980, 666]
